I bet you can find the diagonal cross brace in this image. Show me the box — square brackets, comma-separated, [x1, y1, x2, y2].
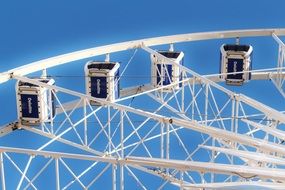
[11, 75, 285, 156]
[141, 44, 285, 124]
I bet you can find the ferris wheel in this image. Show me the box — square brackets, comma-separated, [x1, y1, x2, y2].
[1, 28, 285, 190]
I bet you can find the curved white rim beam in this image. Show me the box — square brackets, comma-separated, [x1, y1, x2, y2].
[0, 28, 285, 84]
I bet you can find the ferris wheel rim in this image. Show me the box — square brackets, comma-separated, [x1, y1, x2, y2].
[1, 28, 285, 84]
[1, 28, 285, 189]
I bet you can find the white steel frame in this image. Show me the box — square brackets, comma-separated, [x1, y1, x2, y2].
[0, 28, 285, 189]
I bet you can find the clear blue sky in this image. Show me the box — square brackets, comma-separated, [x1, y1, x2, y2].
[0, 0, 285, 189]
[0, 0, 284, 72]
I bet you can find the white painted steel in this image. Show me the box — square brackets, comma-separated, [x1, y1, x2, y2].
[0, 153, 5, 190]
[2, 29, 285, 189]
[1, 146, 285, 181]
[142, 45, 285, 123]
[10, 75, 285, 158]
[201, 145, 285, 166]
[1, 28, 285, 84]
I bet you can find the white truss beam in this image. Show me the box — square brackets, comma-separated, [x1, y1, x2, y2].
[242, 119, 285, 141]
[4, 72, 277, 139]
[124, 157, 285, 181]
[0, 146, 117, 163]
[120, 84, 152, 98]
[1, 146, 285, 182]
[0, 122, 17, 137]
[201, 145, 285, 166]
[1, 28, 285, 189]
[142, 45, 285, 124]
[118, 71, 285, 101]
[238, 94, 285, 123]
[251, 71, 285, 80]
[0, 71, 279, 140]
[128, 164, 185, 187]
[21, 126, 104, 156]
[173, 118, 285, 155]
[56, 99, 84, 114]
[10, 75, 285, 156]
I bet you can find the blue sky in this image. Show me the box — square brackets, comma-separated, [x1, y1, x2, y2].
[1, 0, 284, 72]
[1, 0, 285, 189]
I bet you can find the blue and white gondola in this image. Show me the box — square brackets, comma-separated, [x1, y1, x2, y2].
[220, 44, 253, 85]
[85, 61, 120, 105]
[16, 78, 56, 126]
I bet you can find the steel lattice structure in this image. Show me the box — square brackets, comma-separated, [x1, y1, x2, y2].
[1, 29, 285, 189]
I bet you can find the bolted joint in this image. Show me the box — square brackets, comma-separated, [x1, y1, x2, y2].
[9, 72, 14, 79]
[231, 93, 240, 100]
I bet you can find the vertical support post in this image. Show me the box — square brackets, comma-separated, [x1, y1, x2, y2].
[166, 123, 170, 160]
[160, 86, 164, 102]
[232, 97, 240, 181]
[55, 158, 60, 190]
[234, 99, 240, 135]
[230, 97, 236, 182]
[270, 120, 278, 167]
[108, 106, 111, 153]
[180, 171, 184, 190]
[49, 90, 54, 134]
[277, 45, 282, 85]
[204, 84, 209, 126]
[166, 122, 170, 174]
[277, 45, 285, 86]
[181, 71, 185, 113]
[192, 77, 196, 120]
[84, 99, 88, 146]
[264, 117, 270, 142]
[112, 164, 117, 190]
[210, 138, 215, 183]
[120, 111, 124, 190]
[271, 120, 277, 145]
[169, 43, 174, 52]
[105, 53, 110, 62]
[231, 98, 235, 133]
[160, 122, 164, 159]
[159, 64, 165, 102]
[0, 153, 6, 190]
[42, 68, 47, 78]
[41, 122, 44, 132]
[120, 165, 124, 190]
[235, 37, 240, 45]
[201, 172, 205, 184]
